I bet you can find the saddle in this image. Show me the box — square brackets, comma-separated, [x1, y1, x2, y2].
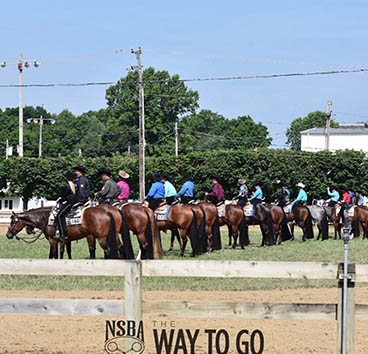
[243, 203, 254, 217]
[48, 201, 91, 227]
[154, 203, 171, 221]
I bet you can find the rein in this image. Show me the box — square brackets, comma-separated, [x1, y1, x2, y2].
[15, 230, 45, 244]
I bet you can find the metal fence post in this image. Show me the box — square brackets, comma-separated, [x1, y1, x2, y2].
[337, 262, 355, 354]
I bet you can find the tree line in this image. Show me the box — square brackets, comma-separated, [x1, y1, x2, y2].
[1, 149, 367, 208]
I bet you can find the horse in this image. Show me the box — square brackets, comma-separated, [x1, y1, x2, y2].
[286, 204, 314, 241]
[219, 204, 249, 249]
[243, 203, 275, 246]
[98, 203, 163, 259]
[307, 205, 329, 240]
[6, 206, 120, 259]
[154, 203, 202, 257]
[267, 204, 293, 244]
[199, 201, 222, 251]
[314, 199, 343, 240]
[349, 205, 368, 239]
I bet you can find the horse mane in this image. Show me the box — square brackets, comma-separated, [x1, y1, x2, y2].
[17, 206, 52, 229]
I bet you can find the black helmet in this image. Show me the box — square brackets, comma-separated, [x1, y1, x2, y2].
[74, 165, 86, 174]
[100, 168, 112, 177]
[65, 171, 75, 181]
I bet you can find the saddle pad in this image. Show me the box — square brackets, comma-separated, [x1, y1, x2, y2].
[48, 204, 89, 227]
[217, 204, 225, 218]
[348, 206, 355, 217]
[283, 204, 292, 214]
[243, 204, 254, 217]
[335, 205, 341, 217]
[155, 205, 171, 221]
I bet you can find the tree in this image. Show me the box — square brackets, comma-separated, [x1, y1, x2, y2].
[286, 111, 339, 150]
[105, 67, 199, 155]
[179, 110, 272, 152]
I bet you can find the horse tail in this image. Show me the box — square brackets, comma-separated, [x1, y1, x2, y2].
[305, 207, 315, 239]
[239, 214, 250, 247]
[149, 210, 163, 259]
[281, 211, 292, 241]
[144, 210, 154, 259]
[353, 220, 361, 238]
[320, 213, 329, 240]
[107, 212, 119, 259]
[190, 209, 202, 256]
[119, 209, 135, 259]
[211, 215, 222, 250]
[199, 206, 208, 253]
[266, 213, 275, 245]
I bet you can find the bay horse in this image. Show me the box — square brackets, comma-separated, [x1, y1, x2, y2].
[98, 203, 163, 259]
[168, 204, 208, 253]
[199, 201, 222, 251]
[349, 205, 368, 239]
[6, 207, 120, 259]
[286, 204, 314, 241]
[219, 204, 249, 249]
[268, 204, 293, 244]
[154, 203, 202, 257]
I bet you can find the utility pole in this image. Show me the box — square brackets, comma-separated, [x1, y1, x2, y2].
[1, 54, 40, 157]
[132, 47, 145, 201]
[325, 100, 332, 151]
[175, 120, 179, 156]
[6, 140, 9, 159]
[27, 114, 55, 157]
[18, 54, 24, 157]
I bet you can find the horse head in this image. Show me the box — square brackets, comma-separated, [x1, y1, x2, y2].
[6, 212, 24, 239]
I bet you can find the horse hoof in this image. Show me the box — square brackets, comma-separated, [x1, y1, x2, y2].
[207, 247, 212, 252]
[232, 244, 236, 249]
[241, 246, 245, 250]
[168, 247, 173, 252]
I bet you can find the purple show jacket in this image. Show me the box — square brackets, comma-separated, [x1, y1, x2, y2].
[207, 182, 224, 200]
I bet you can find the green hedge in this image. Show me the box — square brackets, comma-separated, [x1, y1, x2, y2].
[1, 149, 367, 206]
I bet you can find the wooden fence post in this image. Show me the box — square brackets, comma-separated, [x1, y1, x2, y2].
[337, 263, 355, 354]
[124, 260, 142, 351]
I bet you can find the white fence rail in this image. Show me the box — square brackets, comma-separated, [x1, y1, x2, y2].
[0, 259, 366, 354]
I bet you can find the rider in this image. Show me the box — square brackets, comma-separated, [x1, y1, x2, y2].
[145, 172, 165, 211]
[117, 170, 130, 205]
[205, 175, 224, 205]
[161, 173, 177, 205]
[327, 186, 339, 207]
[277, 182, 290, 207]
[233, 178, 248, 207]
[55, 171, 78, 242]
[355, 190, 364, 206]
[95, 169, 122, 205]
[249, 182, 263, 205]
[292, 182, 307, 208]
[74, 165, 90, 204]
[176, 174, 195, 204]
[340, 187, 352, 229]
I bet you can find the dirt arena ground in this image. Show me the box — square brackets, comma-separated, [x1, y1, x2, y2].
[0, 288, 367, 354]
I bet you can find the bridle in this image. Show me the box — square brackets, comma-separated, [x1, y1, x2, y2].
[8, 214, 45, 243]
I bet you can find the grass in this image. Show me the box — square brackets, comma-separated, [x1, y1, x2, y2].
[0, 226, 366, 292]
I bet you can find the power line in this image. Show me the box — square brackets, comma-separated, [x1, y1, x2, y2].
[0, 67, 367, 89]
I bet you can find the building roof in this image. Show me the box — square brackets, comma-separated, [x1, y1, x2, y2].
[301, 126, 368, 135]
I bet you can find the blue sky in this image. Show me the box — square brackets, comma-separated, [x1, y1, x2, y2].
[1, 0, 367, 147]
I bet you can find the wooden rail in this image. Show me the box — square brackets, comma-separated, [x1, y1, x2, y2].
[0, 259, 366, 354]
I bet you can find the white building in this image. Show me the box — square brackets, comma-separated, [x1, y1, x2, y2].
[0, 196, 56, 223]
[301, 124, 368, 153]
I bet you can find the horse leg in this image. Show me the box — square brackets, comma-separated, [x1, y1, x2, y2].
[60, 242, 65, 259]
[316, 224, 321, 240]
[179, 231, 188, 257]
[301, 223, 307, 242]
[260, 225, 267, 246]
[87, 235, 96, 259]
[232, 225, 238, 249]
[227, 223, 232, 246]
[66, 241, 72, 259]
[290, 223, 295, 241]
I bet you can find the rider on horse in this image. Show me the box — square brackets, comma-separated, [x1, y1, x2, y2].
[292, 182, 307, 208]
[55, 171, 79, 242]
[206, 175, 224, 205]
[277, 182, 290, 207]
[74, 165, 90, 204]
[145, 172, 165, 211]
[249, 182, 263, 205]
[95, 169, 122, 205]
[327, 186, 339, 207]
[117, 170, 130, 205]
[176, 174, 195, 204]
[233, 178, 248, 207]
[161, 173, 177, 205]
